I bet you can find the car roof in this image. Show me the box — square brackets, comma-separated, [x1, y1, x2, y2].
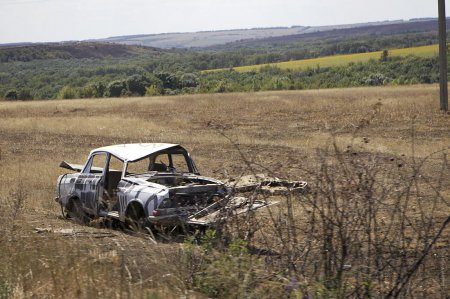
[91, 143, 180, 162]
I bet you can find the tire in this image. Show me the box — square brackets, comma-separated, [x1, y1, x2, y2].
[125, 203, 146, 233]
[66, 199, 90, 225]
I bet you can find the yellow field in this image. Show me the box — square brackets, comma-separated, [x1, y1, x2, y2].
[207, 44, 438, 72]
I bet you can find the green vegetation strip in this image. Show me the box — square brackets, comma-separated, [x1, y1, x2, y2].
[207, 44, 439, 72]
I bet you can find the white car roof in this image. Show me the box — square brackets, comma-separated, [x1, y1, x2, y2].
[91, 143, 180, 161]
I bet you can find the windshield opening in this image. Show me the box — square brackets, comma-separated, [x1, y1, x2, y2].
[125, 148, 191, 176]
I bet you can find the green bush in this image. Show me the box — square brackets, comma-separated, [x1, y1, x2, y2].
[126, 74, 151, 96]
[145, 85, 162, 96]
[58, 85, 77, 99]
[183, 231, 262, 298]
[4, 90, 18, 101]
[81, 82, 106, 98]
[179, 73, 199, 88]
[80, 85, 96, 98]
[214, 81, 228, 93]
[155, 72, 179, 89]
[107, 80, 126, 97]
[17, 89, 33, 100]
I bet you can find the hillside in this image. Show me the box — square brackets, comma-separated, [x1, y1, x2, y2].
[0, 42, 163, 62]
[209, 19, 447, 51]
[103, 27, 310, 49]
[100, 19, 433, 49]
[0, 18, 446, 100]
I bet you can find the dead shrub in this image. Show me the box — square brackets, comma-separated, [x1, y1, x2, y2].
[194, 131, 450, 298]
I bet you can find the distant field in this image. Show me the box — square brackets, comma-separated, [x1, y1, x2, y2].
[207, 44, 439, 72]
[99, 19, 442, 49]
[100, 20, 411, 49]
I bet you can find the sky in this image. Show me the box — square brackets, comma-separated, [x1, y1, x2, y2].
[0, 0, 446, 44]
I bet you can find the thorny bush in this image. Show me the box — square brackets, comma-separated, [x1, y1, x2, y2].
[186, 133, 450, 298]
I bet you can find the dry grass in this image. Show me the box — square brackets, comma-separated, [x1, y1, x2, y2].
[0, 84, 449, 298]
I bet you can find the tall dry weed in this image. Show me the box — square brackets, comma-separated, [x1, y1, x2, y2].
[189, 116, 450, 298]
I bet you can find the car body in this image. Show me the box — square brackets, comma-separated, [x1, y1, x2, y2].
[55, 143, 278, 228]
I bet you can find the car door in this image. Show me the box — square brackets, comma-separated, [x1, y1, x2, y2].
[78, 152, 107, 215]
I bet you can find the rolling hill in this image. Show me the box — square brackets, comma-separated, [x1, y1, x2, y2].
[99, 19, 440, 49]
[0, 42, 164, 62]
[0, 17, 445, 100]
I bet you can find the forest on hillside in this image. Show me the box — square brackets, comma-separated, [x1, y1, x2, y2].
[0, 30, 444, 100]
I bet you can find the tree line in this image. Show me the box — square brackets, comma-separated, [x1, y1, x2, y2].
[0, 31, 443, 100]
[2, 53, 440, 101]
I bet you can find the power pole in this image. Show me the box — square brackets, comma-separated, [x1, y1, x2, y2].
[439, 0, 448, 111]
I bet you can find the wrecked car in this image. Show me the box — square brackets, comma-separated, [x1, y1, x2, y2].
[55, 143, 307, 229]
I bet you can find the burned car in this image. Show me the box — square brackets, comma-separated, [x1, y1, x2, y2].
[55, 143, 307, 230]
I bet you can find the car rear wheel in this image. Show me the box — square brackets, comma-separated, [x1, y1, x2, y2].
[66, 198, 90, 225]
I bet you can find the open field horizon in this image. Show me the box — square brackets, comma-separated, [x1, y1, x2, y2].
[0, 85, 449, 298]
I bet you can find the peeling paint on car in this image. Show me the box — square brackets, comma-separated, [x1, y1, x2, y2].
[55, 143, 307, 229]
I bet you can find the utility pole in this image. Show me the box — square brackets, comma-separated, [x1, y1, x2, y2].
[439, 0, 448, 111]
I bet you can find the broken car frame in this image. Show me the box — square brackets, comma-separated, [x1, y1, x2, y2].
[55, 143, 307, 230]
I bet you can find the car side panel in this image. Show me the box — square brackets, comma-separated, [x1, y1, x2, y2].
[77, 174, 103, 214]
[57, 173, 79, 207]
[57, 173, 103, 215]
[116, 180, 167, 221]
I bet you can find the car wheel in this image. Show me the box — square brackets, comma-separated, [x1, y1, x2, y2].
[66, 199, 90, 225]
[125, 203, 146, 233]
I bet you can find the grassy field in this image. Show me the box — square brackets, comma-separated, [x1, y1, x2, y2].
[207, 44, 439, 72]
[0, 85, 449, 298]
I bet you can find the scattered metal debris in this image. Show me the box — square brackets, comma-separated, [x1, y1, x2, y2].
[228, 173, 309, 195]
[34, 227, 115, 238]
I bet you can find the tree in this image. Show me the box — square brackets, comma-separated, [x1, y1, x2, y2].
[126, 74, 151, 96]
[4, 90, 18, 100]
[215, 81, 228, 93]
[58, 86, 77, 99]
[107, 80, 126, 97]
[179, 73, 199, 88]
[81, 82, 106, 98]
[364, 73, 387, 86]
[81, 85, 96, 98]
[17, 88, 33, 100]
[380, 49, 389, 62]
[155, 72, 179, 89]
[91, 82, 106, 98]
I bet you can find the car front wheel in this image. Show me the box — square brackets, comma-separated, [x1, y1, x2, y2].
[125, 203, 147, 232]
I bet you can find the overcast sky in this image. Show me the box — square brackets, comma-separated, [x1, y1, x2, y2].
[0, 0, 446, 43]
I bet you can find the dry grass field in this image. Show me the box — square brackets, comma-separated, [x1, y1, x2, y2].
[0, 85, 449, 298]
